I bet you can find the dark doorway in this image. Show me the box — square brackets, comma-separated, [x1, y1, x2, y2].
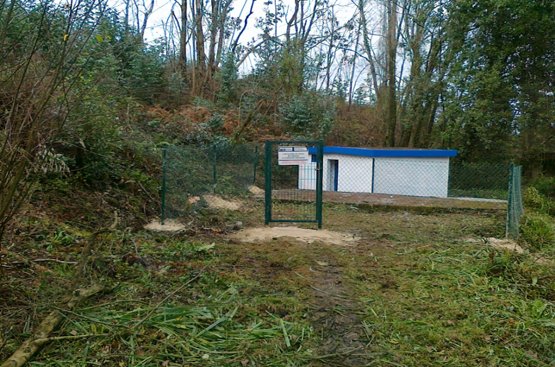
[328, 159, 338, 191]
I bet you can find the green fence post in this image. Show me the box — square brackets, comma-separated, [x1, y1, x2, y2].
[515, 166, 523, 237]
[315, 141, 324, 229]
[505, 164, 513, 238]
[253, 145, 259, 185]
[160, 147, 168, 225]
[264, 142, 272, 225]
[516, 166, 523, 215]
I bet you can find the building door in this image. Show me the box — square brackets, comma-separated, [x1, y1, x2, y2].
[328, 159, 338, 191]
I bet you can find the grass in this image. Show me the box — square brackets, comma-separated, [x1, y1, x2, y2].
[2, 199, 554, 366]
[13, 237, 317, 366]
[352, 245, 554, 366]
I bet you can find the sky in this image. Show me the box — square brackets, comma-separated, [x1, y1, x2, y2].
[107, 0, 358, 46]
[104, 0, 381, 90]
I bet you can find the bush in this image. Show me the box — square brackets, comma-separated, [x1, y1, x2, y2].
[215, 52, 238, 107]
[520, 213, 555, 251]
[530, 176, 555, 199]
[280, 93, 335, 138]
[524, 187, 553, 215]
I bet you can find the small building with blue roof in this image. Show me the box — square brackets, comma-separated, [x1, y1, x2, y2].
[299, 146, 458, 198]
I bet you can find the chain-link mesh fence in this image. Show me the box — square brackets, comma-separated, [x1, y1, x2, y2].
[161, 143, 258, 222]
[160, 143, 522, 235]
[448, 161, 510, 199]
[506, 164, 524, 238]
[298, 154, 509, 200]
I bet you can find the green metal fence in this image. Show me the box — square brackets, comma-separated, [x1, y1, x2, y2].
[160, 143, 258, 223]
[159, 141, 522, 237]
[448, 161, 510, 200]
[264, 141, 323, 228]
[506, 164, 524, 239]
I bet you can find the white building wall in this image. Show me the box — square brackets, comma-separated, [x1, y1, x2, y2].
[373, 157, 450, 197]
[325, 154, 374, 193]
[298, 162, 317, 190]
[298, 155, 375, 192]
[299, 154, 451, 198]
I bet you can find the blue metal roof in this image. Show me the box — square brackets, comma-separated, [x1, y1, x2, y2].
[308, 146, 457, 158]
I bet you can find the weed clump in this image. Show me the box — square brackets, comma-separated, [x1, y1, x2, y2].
[529, 176, 555, 199]
[523, 186, 554, 216]
[519, 213, 555, 251]
[484, 249, 555, 300]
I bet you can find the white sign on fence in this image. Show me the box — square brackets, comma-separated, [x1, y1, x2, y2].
[278, 146, 310, 165]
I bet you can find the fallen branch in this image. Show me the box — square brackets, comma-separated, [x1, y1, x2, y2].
[32, 333, 109, 343]
[0, 250, 52, 274]
[0, 283, 105, 367]
[32, 259, 78, 265]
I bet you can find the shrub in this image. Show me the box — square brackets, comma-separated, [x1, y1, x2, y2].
[520, 213, 555, 251]
[530, 176, 555, 199]
[216, 52, 238, 107]
[280, 93, 335, 138]
[524, 186, 554, 216]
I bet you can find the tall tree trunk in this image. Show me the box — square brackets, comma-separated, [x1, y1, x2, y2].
[207, 0, 219, 79]
[385, 0, 398, 147]
[179, 0, 188, 76]
[139, 0, 154, 42]
[358, 0, 379, 98]
[285, 0, 299, 44]
[348, 22, 362, 107]
[324, 8, 335, 92]
[190, 0, 197, 93]
[215, 2, 228, 66]
[195, 0, 206, 76]
[123, 0, 130, 36]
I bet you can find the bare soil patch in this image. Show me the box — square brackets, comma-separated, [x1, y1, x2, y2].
[485, 237, 525, 253]
[203, 194, 241, 210]
[144, 219, 186, 232]
[307, 253, 371, 366]
[218, 236, 372, 366]
[465, 237, 553, 265]
[229, 226, 360, 246]
[248, 185, 264, 196]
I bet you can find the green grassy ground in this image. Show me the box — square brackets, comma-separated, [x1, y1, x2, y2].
[1, 201, 554, 366]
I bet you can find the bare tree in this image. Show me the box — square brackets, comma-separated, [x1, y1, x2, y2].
[124, 0, 154, 42]
[385, 0, 398, 146]
[176, 0, 188, 74]
[231, 0, 256, 53]
[356, 0, 381, 99]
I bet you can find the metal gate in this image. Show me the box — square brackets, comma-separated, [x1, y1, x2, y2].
[264, 140, 323, 228]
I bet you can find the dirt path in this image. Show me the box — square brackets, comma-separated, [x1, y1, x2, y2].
[227, 228, 371, 366]
[306, 248, 371, 366]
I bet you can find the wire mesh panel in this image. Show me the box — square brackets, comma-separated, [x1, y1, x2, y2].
[161, 143, 258, 222]
[264, 141, 323, 228]
[448, 161, 510, 199]
[309, 154, 509, 200]
[506, 164, 524, 238]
